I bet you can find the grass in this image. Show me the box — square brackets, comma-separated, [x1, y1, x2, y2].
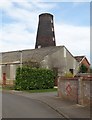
[0, 86, 2, 91]
[2, 85, 57, 93]
[2, 85, 14, 90]
[24, 88, 57, 93]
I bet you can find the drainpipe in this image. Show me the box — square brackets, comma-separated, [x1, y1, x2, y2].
[19, 50, 22, 68]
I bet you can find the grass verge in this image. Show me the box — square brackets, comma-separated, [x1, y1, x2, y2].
[2, 85, 14, 90]
[24, 88, 57, 93]
[2, 85, 57, 93]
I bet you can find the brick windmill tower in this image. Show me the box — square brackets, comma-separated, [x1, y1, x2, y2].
[35, 13, 56, 48]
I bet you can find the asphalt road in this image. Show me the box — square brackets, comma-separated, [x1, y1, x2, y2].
[2, 92, 63, 118]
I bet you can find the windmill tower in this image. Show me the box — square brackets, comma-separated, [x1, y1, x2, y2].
[35, 13, 56, 48]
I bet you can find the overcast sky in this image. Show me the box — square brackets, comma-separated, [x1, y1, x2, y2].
[0, 0, 90, 63]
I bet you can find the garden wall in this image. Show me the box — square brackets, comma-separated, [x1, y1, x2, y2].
[58, 76, 92, 106]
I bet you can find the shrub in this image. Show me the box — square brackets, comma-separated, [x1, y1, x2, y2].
[15, 66, 55, 90]
[64, 72, 73, 77]
[23, 60, 40, 68]
[90, 67, 92, 73]
[79, 64, 88, 73]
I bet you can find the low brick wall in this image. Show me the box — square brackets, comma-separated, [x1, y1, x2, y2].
[0, 80, 14, 86]
[6, 80, 14, 85]
[58, 76, 92, 106]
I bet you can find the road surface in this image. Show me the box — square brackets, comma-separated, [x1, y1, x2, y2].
[2, 92, 64, 118]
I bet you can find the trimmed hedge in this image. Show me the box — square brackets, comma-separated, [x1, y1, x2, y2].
[15, 66, 55, 90]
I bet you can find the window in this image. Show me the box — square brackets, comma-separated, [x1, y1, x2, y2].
[53, 37, 55, 41]
[52, 27, 54, 31]
[51, 19, 53, 23]
[38, 45, 41, 48]
[69, 69, 73, 74]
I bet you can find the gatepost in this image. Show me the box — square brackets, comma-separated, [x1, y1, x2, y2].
[78, 77, 84, 105]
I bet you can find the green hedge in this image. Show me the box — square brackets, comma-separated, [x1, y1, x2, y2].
[15, 66, 55, 90]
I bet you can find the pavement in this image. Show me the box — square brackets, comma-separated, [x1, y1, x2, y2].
[2, 90, 91, 119]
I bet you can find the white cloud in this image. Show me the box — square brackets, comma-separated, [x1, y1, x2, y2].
[55, 23, 90, 61]
[0, 0, 57, 30]
[42, 0, 90, 2]
[0, 0, 12, 9]
[1, 22, 90, 61]
[0, 0, 57, 52]
[32, 2, 57, 9]
[0, 23, 36, 52]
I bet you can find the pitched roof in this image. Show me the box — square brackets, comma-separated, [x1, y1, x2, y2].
[1, 46, 64, 64]
[74, 56, 90, 65]
[74, 56, 85, 62]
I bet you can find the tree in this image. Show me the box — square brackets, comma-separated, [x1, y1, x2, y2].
[23, 60, 40, 68]
[79, 64, 88, 73]
[90, 67, 92, 73]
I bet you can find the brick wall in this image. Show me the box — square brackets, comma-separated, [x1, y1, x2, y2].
[58, 76, 92, 106]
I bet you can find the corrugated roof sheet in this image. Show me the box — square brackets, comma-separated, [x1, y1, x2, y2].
[1, 46, 64, 64]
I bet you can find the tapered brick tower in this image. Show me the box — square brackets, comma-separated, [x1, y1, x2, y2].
[35, 13, 56, 48]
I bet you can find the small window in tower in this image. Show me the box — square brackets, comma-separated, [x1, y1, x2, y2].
[38, 45, 41, 48]
[52, 27, 54, 31]
[53, 37, 55, 41]
[51, 19, 53, 23]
